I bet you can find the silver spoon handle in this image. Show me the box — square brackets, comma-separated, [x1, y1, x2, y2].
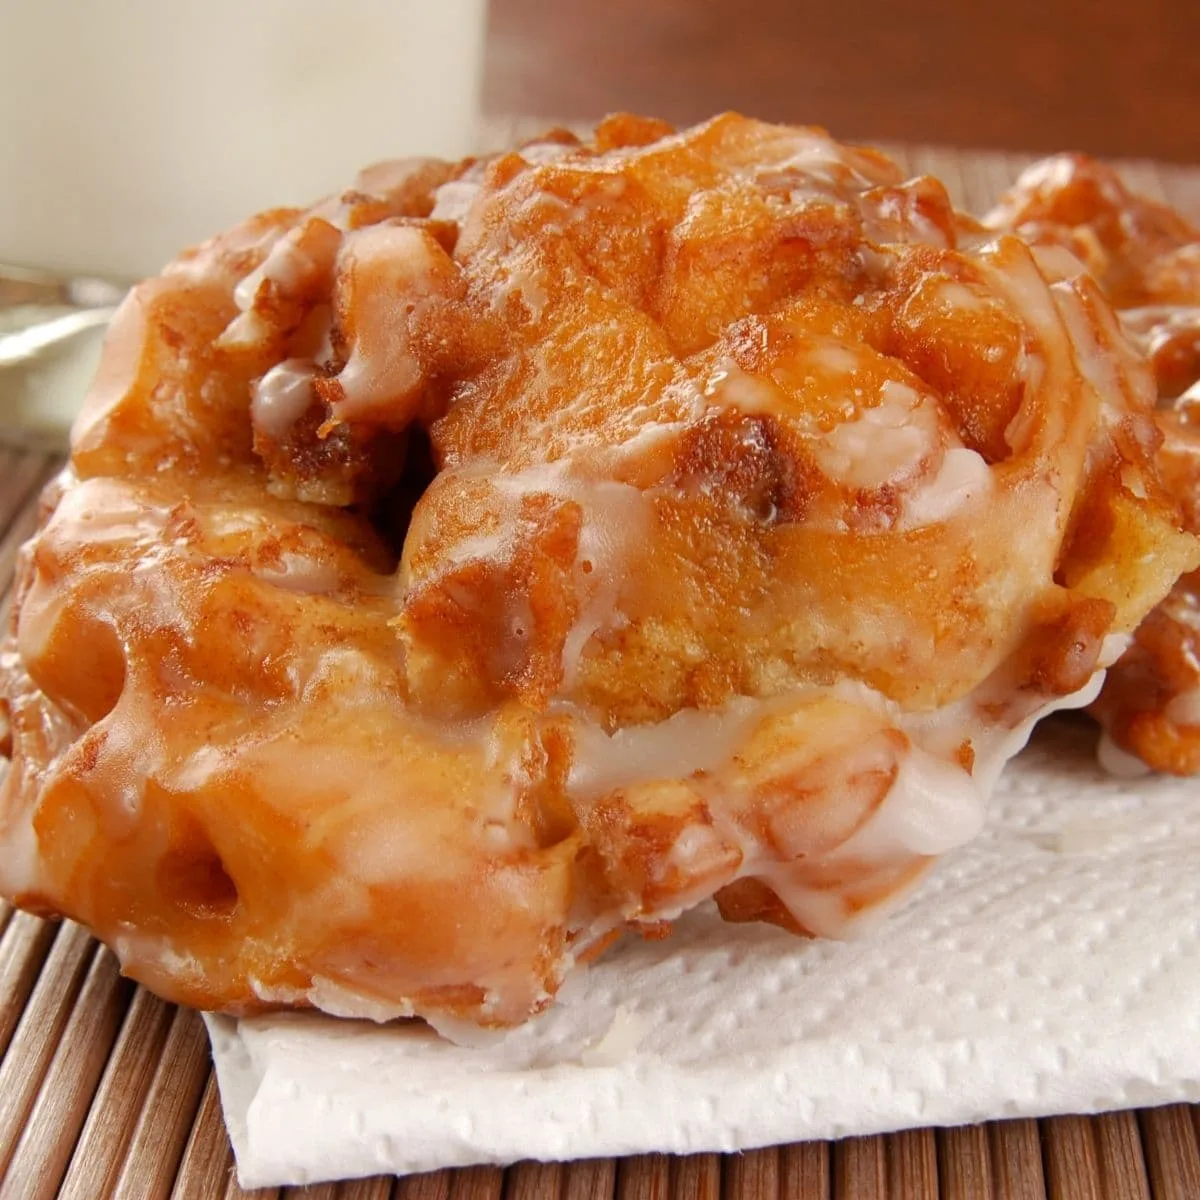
[0, 306, 118, 368]
[0, 267, 128, 450]
[0, 263, 129, 310]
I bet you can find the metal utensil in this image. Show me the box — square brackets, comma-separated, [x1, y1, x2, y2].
[0, 262, 129, 311]
[0, 264, 130, 450]
[0, 305, 118, 369]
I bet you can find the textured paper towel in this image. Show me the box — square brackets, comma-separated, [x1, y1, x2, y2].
[206, 719, 1200, 1188]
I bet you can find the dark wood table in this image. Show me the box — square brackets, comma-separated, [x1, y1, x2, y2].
[1, 131, 1199, 1200]
[484, 0, 1200, 163]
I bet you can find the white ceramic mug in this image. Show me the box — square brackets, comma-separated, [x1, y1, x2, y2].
[0, 0, 486, 279]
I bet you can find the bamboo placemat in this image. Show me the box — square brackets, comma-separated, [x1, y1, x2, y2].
[2, 142, 1200, 1199]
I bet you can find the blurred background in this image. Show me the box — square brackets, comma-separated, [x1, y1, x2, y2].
[3, 0, 1198, 446]
[485, 0, 1200, 162]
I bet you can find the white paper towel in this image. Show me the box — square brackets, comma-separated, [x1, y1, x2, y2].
[206, 718, 1200, 1188]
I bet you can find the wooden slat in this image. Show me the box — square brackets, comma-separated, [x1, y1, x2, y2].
[394, 1171, 451, 1200]
[672, 1154, 719, 1200]
[1, 941, 133, 1199]
[0, 450, 53, 543]
[564, 1159, 616, 1200]
[336, 1179, 395, 1200]
[0, 910, 58, 1065]
[0, 460, 58, 633]
[284, 1183, 340, 1200]
[1092, 1111, 1149, 1200]
[113, 1006, 212, 1200]
[0, 920, 98, 1177]
[616, 1154, 670, 1200]
[1041, 1117, 1101, 1200]
[507, 1161, 564, 1200]
[780, 1142, 829, 1199]
[886, 1128, 938, 1199]
[990, 1121, 1047, 1200]
[939, 1124, 994, 1200]
[446, 1165, 504, 1200]
[831, 1136, 885, 1200]
[58, 987, 176, 1200]
[1138, 1106, 1200, 1200]
[723, 1147, 778, 1200]
[171, 1072, 278, 1200]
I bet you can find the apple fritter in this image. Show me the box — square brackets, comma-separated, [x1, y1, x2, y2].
[0, 117, 1194, 1027]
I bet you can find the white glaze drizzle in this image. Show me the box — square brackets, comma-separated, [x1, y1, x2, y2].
[332, 224, 449, 419]
[251, 358, 316, 440]
[900, 446, 992, 529]
[812, 379, 941, 491]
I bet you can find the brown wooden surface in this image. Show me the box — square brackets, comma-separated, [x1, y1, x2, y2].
[2, 145, 1200, 1198]
[484, 0, 1200, 162]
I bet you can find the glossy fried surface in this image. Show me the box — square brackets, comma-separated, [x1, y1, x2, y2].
[0, 117, 1195, 1026]
[988, 154, 1200, 774]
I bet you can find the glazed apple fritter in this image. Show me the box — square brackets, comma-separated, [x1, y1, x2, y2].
[0, 116, 1195, 1027]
